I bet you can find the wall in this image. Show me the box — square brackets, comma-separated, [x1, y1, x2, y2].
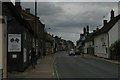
[0, 16, 7, 78]
[108, 19, 119, 46]
[2, 3, 31, 71]
[0, 16, 3, 77]
[94, 33, 109, 58]
[84, 41, 93, 54]
[118, 18, 120, 40]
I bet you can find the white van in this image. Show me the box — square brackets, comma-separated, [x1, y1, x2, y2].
[69, 49, 75, 56]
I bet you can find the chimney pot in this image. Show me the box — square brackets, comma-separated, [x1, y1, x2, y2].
[87, 25, 89, 34]
[96, 26, 99, 31]
[15, 0, 21, 9]
[111, 10, 114, 20]
[83, 27, 86, 34]
[93, 30, 96, 32]
[25, 8, 30, 13]
[103, 20, 107, 26]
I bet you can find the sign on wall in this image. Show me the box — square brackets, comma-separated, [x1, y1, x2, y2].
[8, 34, 21, 52]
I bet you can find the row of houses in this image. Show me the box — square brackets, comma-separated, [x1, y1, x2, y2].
[1, 1, 74, 72]
[76, 10, 120, 59]
[54, 36, 74, 52]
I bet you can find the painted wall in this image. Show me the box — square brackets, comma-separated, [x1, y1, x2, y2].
[94, 33, 109, 58]
[108, 19, 119, 46]
[84, 41, 92, 53]
[0, 16, 3, 71]
[0, 16, 7, 78]
[118, 18, 120, 40]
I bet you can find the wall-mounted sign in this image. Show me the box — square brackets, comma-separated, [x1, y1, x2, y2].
[8, 34, 21, 52]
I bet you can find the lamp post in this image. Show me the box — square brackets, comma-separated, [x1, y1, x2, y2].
[35, 0, 37, 55]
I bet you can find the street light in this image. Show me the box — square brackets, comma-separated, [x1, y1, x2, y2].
[35, 0, 37, 53]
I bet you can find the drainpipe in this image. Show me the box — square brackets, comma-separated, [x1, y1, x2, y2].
[107, 33, 110, 59]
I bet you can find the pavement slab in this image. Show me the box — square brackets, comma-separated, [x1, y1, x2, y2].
[8, 54, 54, 79]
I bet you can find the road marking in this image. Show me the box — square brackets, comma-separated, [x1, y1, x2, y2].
[54, 64, 60, 80]
[53, 56, 60, 80]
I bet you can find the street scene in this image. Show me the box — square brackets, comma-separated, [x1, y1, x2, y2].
[0, 0, 120, 79]
[54, 51, 118, 78]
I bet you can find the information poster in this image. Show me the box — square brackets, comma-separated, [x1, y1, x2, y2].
[8, 34, 21, 52]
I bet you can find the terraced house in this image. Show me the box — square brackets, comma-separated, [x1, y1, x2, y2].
[2, 1, 33, 71]
[84, 10, 120, 59]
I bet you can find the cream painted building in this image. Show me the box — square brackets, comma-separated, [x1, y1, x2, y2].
[108, 18, 120, 47]
[0, 16, 7, 79]
[94, 34, 109, 58]
[93, 10, 120, 59]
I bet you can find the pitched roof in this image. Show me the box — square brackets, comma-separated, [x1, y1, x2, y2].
[93, 14, 120, 37]
[85, 14, 120, 42]
[2, 2, 34, 34]
[85, 33, 94, 42]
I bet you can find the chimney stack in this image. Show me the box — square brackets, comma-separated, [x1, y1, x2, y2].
[103, 20, 107, 26]
[25, 8, 30, 13]
[83, 27, 86, 35]
[86, 25, 89, 34]
[15, 0, 21, 10]
[96, 26, 99, 31]
[111, 10, 114, 20]
[80, 34, 83, 39]
[93, 30, 96, 32]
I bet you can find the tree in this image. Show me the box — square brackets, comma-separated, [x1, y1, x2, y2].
[109, 40, 120, 60]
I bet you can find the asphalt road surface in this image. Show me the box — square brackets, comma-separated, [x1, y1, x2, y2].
[54, 51, 119, 79]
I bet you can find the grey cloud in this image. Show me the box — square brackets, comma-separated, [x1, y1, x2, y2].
[21, 2, 35, 14]
[21, 2, 118, 44]
[37, 2, 63, 16]
[37, 2, 118, 28]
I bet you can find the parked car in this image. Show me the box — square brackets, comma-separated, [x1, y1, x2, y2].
[69, 49, 75, 56]
[75, 49, 80, 55]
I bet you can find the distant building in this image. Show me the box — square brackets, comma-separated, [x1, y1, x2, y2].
[45, 33, 54, 55]
[76, 25, 89, 53]
[67, 40, 74, 50]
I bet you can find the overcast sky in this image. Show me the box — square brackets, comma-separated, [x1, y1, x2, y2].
[20, 2, 119, 45]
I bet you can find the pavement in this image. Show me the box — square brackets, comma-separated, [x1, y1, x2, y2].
[8, 54, 55, 79]
[7, 52, 119, 79]
[82, 54, 120, 64]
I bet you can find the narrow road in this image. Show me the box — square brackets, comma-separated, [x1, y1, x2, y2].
[54, 51, 119, 78]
